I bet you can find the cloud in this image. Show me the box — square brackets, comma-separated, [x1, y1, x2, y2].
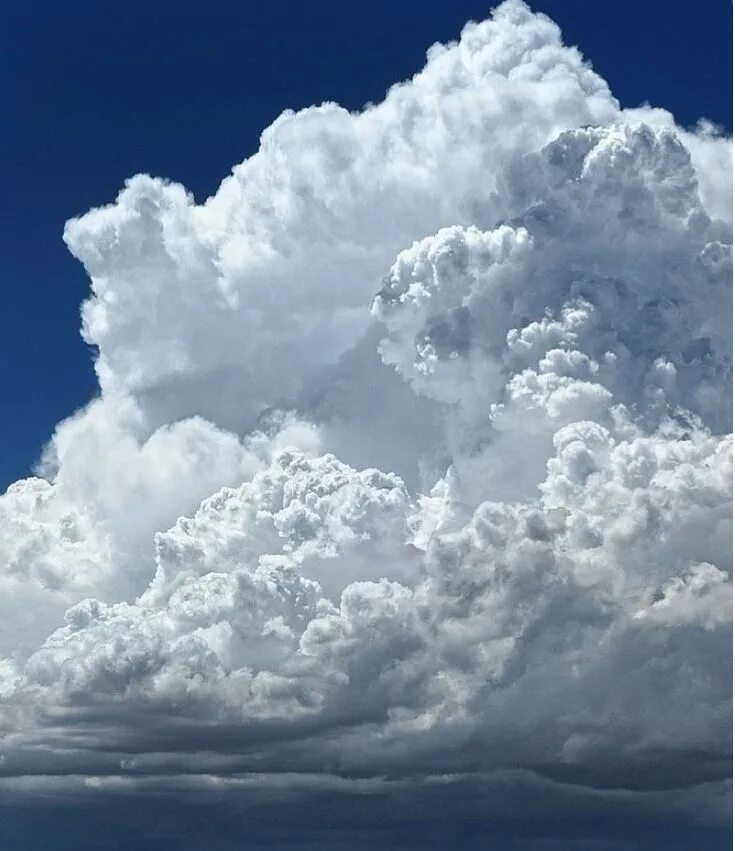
[0, 0, 731, 841]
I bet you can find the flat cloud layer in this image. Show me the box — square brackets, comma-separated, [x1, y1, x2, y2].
[0, 0, 732, 843]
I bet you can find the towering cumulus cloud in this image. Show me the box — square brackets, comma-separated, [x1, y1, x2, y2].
[0, 2, 731, 845]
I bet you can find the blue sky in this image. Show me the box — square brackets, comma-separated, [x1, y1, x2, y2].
[1, 0, 731, 489]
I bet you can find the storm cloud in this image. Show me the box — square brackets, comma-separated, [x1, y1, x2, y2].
[0, 2, 731, 847]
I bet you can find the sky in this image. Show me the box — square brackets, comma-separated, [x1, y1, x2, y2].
[0, 2, 732, 849]
[1, 0, 732, 489]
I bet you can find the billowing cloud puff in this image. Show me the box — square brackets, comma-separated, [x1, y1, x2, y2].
[0, 0, 731, 840]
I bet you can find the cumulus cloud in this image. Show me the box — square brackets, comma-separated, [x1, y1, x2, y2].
[0, 0, 731, 839]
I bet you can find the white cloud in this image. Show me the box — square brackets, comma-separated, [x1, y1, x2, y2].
[0, 0, 730, 831]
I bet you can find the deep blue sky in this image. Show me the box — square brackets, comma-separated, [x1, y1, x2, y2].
[2, 0, 731, 490]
